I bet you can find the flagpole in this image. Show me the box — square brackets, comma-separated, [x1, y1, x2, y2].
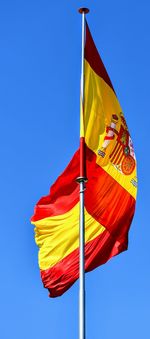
[77, 7, 89, 339]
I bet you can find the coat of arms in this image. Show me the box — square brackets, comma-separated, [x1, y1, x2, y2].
[98, 112, 136, 175]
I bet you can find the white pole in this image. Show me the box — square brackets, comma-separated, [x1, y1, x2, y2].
[80, 11, 85, 107]
[79, 11, 86, 339]
[79, 179, 86, 339]
[77, 8, 89, 339]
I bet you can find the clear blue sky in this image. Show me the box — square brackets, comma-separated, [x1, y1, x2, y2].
[0, 1, 149, 338]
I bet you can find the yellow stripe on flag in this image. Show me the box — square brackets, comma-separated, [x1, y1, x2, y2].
[84, 60, 137, 199]
[32, 203, 105, 270]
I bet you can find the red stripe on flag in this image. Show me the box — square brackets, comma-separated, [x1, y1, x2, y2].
[85, 21, 115, 93]
[41, 227, 129, 297]
[32, 146, 135, 226]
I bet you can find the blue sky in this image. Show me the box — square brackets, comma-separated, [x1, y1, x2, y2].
[0, 1, 149, 338]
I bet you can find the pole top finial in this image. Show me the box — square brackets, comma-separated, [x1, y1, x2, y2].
[78, 8, 90, 14]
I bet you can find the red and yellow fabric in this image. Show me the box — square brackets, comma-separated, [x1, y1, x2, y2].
[31, 21, 137, 298]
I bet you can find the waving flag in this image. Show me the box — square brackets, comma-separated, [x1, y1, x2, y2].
[31, 20, 137, 298]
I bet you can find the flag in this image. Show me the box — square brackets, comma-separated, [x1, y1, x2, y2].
[31, 20, 137, 297]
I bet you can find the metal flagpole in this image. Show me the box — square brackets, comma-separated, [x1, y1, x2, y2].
[77, 8, 89, 339]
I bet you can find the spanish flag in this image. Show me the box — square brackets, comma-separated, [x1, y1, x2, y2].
[31, 21, 137, 297]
